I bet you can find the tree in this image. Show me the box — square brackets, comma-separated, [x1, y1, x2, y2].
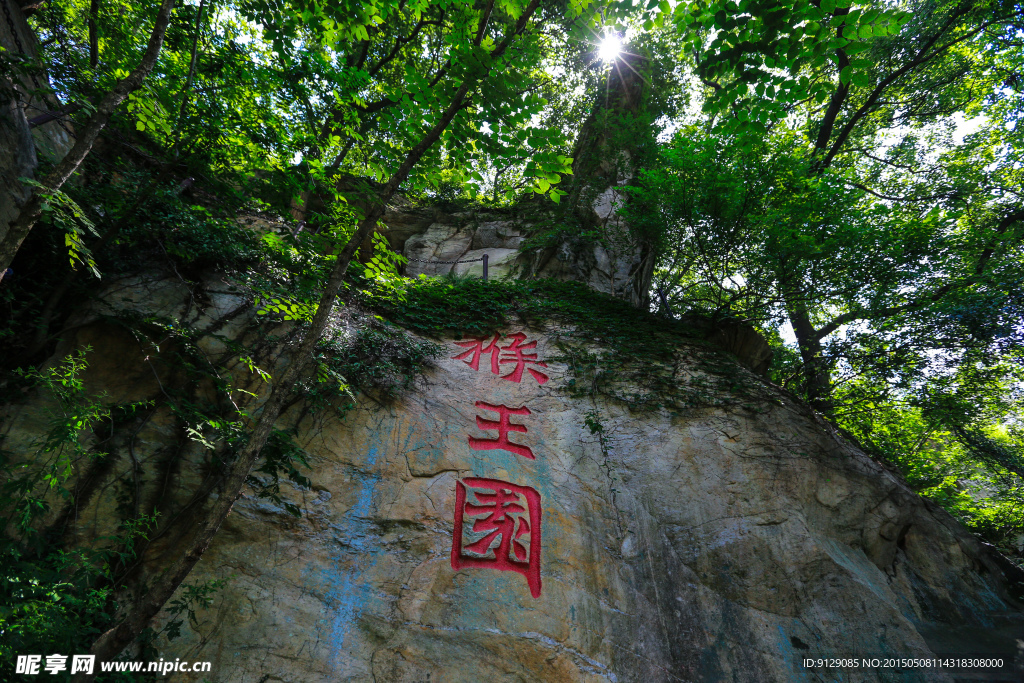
[0, 0, 178, 273]
[622, 0, 1024, 550]
[646, 0, 1024, 409]
[60, 0, 626, 672]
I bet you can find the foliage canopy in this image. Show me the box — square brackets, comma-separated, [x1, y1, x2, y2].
[0, 0, 1022, 666]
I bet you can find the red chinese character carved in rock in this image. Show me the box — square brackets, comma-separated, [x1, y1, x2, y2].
[451, 332, 549, 384]
[451, 333, 501, 374]
[451, 477, 542, 598]
[467, 401, 534, 459]
[498, 332, 549, 384]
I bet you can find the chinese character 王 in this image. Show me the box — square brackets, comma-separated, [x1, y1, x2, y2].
[467, 401, 535, 460]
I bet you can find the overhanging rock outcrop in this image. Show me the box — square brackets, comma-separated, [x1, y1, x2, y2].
[376, 201, 655, 310]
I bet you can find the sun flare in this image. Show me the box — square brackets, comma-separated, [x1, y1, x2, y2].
[597, 32, 622, 63]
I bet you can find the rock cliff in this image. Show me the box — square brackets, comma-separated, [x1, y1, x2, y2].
[377, 199, 652, 305]
[3, 269, 1022, 682]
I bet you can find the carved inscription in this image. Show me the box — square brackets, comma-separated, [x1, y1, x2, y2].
[451, 478, 542, 598]
[449, 332, 548, 597]
[451, 332, 549, 385]
[467, 401, 535, 460]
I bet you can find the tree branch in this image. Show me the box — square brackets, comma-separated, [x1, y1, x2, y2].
[813, 208, 1024, 340]
[813, 7, 852, 154]
[0, 0, 178, 273]
[88, 0, 100, 68]
[847, 181, 951, 202]
[74, 2, 544, 673]
[170, 0, 206, 153]
[818, 8, 1000, 170]
[366, 16, 439, 78]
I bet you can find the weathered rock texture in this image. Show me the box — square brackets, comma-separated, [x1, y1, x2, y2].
[4, 276, 1021, 682]
[399, 212, 524, 280]
[377, 201, 654, 308]
[159, 340, 1024, 682]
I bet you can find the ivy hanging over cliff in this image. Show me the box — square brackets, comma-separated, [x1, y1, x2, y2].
[366, 276, 774, 413]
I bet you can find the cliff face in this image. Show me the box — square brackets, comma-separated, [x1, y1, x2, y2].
[3, 269, 1021, 682]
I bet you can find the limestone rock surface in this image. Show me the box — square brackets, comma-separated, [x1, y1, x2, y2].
[396, 214, 526, 281]
[378, 205, 650, 304]
[5, 289, 1020, 682]
[169, 339, 1022, 682]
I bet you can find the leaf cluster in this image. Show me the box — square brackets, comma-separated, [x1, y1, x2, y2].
[0, 352, 156, 679]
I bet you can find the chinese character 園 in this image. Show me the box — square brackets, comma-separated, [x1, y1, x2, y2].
[450, 478, 542, 598]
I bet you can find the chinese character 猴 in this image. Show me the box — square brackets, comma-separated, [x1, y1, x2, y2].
[467, 401, 534, 459]
[451, 477, 542, 597]
[452, 332, 549, 384]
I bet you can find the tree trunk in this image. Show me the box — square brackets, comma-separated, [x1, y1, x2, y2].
[0, 0, 177, 274]
[784, 288, 832, 412]
[88, 0, 100, 68]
